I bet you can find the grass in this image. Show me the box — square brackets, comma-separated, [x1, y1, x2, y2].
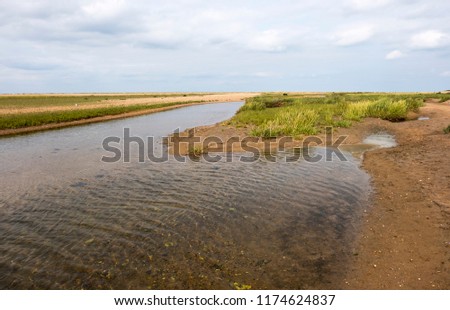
[0, 101, 203, 130]
[444, 125, 450, 134]
[230, 92, 449, 137]
[187, 145, 206, 156]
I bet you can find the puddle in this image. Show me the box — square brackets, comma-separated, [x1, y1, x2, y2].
[339, 133, 397, 159]
[418, 116, 430, 121]
[362, 133, 397, 148]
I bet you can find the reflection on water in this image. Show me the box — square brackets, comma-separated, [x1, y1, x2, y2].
[0, 102, 371, 289]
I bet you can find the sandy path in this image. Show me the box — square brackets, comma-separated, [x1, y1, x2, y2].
[0, 93, 259, 115]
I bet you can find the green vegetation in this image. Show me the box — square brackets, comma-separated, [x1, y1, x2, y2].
[444, 125, 450, 134]
[187, 145, 205, 157]
[230, 93, 450, 137]
[233, 282, 252, 290]
[0, 101, 203, 130]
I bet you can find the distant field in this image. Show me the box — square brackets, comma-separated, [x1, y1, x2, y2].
[0, 93, 215, 109]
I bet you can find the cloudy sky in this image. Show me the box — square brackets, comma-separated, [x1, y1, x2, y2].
[1, 0, 449, 93]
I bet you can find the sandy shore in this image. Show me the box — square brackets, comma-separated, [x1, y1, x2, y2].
[169, 101, 450, 289]
[341, 102, 450, 289]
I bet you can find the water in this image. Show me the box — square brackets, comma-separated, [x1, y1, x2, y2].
[0, 102, 371, 289]
[362, 133, 397, 148]
[340, 133, 397, 159]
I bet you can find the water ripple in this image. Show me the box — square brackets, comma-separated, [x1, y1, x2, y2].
[0, 150, 370, 289]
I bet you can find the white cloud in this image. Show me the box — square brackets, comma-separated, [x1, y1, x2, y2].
[247, 29, 291, 52]
[385, 50, 404, 60]
[441, 71, 450, 77]
[349, 0, 390, 11]
[334, 25, 374, 46]
[82, 0, 126, 19]
[410, 30, 448, 49]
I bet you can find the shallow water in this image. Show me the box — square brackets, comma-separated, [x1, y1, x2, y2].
[0, 102, 371, 289]
[362, 133, 397, 148]
[417, 116, 430, 121]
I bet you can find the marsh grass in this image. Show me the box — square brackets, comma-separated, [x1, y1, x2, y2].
[187, 145, 206, 156]
[232, 92, 447, 137]
[251, 108, 319, 137]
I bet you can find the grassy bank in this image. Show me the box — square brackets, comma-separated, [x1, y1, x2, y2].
[0, 101, 203, 130]
[229, 93, 450, 137]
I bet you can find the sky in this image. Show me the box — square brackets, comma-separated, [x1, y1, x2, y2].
[0, 0, 449, 93]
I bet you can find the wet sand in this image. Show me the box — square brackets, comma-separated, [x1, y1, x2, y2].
[341, 102, 450, 289]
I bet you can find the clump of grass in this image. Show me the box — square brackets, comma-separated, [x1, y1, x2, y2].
[238, 95, 295, 112]
[238, 99, 266, 111]
[188, 145, 205, 157]
[405, 97, 424, 111]
[444, 125, 450, 134]
[251, 108, 319, 137]
[366, 98, 408, 121]
[334, 120, 353, 128]
[342, 101, 371, 121]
